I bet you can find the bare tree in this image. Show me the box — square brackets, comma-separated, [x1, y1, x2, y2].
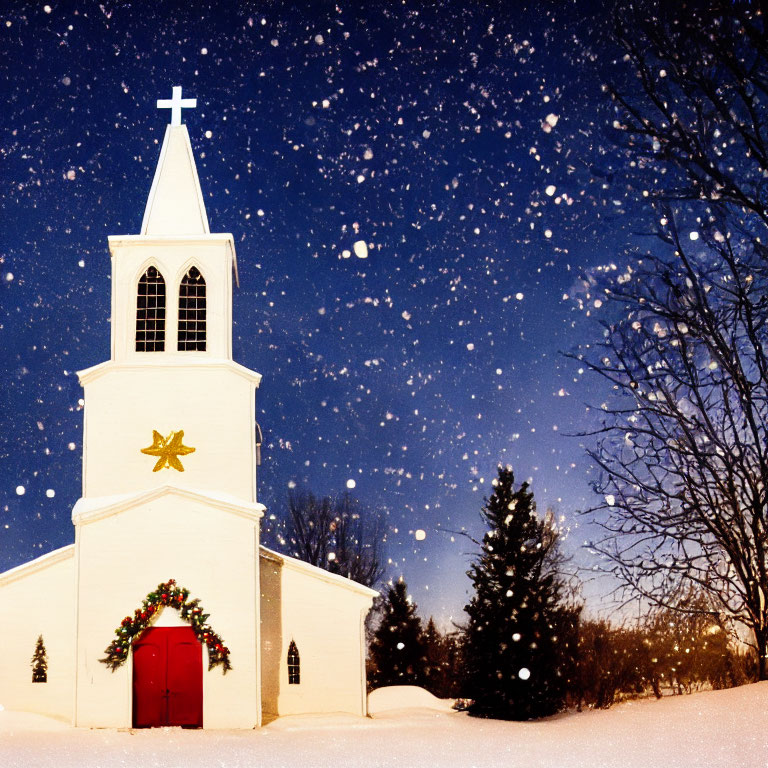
[278, 490, 385, 588]
[643, 587, 737, 696]
[578, 1, 768, 678]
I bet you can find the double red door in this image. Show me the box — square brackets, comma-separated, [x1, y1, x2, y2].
[132, 627, 203, 728]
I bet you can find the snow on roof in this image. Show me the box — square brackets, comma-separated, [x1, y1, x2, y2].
[0, 544, 74, 587]
[0, 540, 375, 601]
[77, 354, 260, 386]
[259, 545, 379, 600]
[72, 485, 265, 526]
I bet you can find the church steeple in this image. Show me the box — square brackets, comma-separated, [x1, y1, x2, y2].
[141, 124, 210, 236]
[100, 87, 239, 361]
[76, 87, 259, 503]
[141, 88, 210, 236]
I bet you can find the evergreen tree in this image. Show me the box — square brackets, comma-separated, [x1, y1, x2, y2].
[422, 617, 463, 698]
[422, 617, 445, 696]
[463, 465, 579, 719]
[369, 578, 425, 688]
[31, 635, 47, 683]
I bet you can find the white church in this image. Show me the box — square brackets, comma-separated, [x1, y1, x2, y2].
[0, 89, 377, 729]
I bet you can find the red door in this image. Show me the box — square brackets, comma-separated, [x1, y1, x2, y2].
[133, 627, 202, 728]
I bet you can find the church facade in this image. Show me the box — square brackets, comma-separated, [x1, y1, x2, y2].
[0, 95, 377, 728]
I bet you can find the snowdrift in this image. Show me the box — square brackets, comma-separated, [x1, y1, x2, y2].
[367, 685, 455, 715]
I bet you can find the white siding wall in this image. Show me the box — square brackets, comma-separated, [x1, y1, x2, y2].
[82, 367, 256, 503]
[260, 553, 373, 718]
[0, 548, 75, 721]
[74, 494, 260, 728]
[110, 238, 232, 362]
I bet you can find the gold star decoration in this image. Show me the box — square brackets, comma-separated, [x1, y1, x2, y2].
[140, 430, 196, 472]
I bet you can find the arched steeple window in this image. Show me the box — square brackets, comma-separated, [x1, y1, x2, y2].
[287, 640, 300, 685]
[135, 266, 166, 352]
[178, 266, 206, 351]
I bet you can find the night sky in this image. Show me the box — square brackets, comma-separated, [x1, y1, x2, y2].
[0, 0, 643, 625]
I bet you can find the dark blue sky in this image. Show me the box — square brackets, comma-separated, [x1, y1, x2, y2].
[1, 0, 640, 624]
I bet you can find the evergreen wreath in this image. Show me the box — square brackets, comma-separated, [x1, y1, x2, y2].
[100, 579, 232, 673]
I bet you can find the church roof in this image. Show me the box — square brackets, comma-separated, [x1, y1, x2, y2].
[0, 544, 74, 587]
[0, 541, 378, 602]
[141, 124, 210, 237]
[259, 545, 380, 599]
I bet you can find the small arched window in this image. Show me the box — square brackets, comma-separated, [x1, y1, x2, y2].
[178, 266, 206, 351]
[255, 421, 263, 466]
[287, 640, 300, 685]
[136, 266, 166, 351]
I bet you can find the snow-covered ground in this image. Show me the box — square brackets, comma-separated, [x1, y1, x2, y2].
[1, 682, 766, 767]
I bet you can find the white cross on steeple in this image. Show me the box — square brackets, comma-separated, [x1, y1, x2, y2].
[156, 86, 197, 126]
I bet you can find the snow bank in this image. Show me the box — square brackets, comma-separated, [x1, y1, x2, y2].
[368, 685, 455, 715]
[0, 682, 767, 767]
